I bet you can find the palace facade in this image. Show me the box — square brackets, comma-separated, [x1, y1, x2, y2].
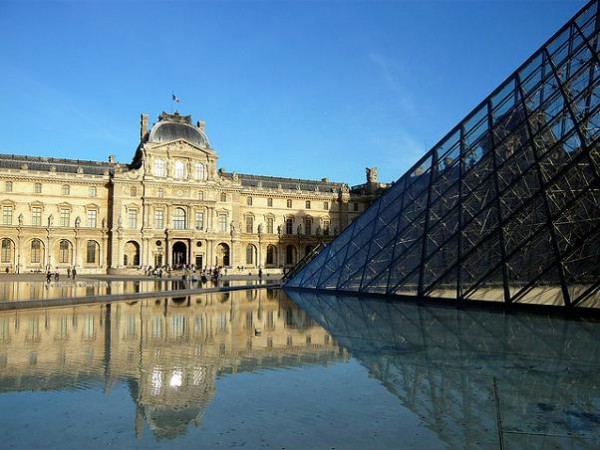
[0, 112, 388, 274]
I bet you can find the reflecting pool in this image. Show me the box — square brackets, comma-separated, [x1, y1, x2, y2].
[0, 277, 274, 302]
[0, 288, 598, 449]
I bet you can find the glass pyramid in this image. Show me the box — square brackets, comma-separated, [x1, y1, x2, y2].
[287, 0, 600, 309]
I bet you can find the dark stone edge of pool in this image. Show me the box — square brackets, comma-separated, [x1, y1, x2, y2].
[0, 284, 283, 311]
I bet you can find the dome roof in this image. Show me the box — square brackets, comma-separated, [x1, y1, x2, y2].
[148, 113, 209, 147]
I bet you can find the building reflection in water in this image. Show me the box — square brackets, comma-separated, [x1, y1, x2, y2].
[0, 288, 344, 439]
[288, 290, 600, 449]
[0, 278, 275, 302]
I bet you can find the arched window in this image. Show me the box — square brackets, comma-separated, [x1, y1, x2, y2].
[1, 239, 13, 263]
[173, 207, 186, 230]
[154, 160, 165, 177]
[246, 244, 256, 265]
[31, 239, 43, 264]
[195, 163, 205, 180]
[247, 196, 253, 206]
[59, 240, 71, 264]
[220, 192, 227, 202]
[175, 160, 185, 179]
[86, 240, 99, 264]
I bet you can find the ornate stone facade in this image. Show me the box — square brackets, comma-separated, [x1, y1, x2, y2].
[0, 112, 387, 274]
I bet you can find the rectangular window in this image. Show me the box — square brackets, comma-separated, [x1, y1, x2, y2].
[324, 201, 329, 210]
[89, 186, 97, 197]
[247, 196, 253, 206]
[60, 209, 70, 227]
[35, 183, 42, 194]
[286, 199, 292, 208]
[154, 209, 164, 229]
[62, 185, 70, 196]
[266, 217, 274, 234]
[305, 218, 312, 235]
[86, 241, 97, 264]
[306, 200, 311, 209]
[32, 207, 42, 226]
[87, 210, 97, 228]
[324, 220, 330, 235]
[128, 209, 137, 229]
[157, 188, 164, 198]
[353, 202, 359, 212]
[267, 198, 273, 207]
[195, 211, 204, 230]
[285, 218, 293, 235]
[2, 207, 12, 225]
[246, 216, 253, 233]
[5, 181, 12, 192]
[218, 215, 227, 232]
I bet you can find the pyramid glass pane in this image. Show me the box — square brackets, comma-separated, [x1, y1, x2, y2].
[286, 1, 600, 310]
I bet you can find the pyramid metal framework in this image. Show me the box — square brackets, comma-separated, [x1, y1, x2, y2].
[287, 1, 600, 309]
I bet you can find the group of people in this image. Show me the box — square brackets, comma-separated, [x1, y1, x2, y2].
[45, 266, 77, 283]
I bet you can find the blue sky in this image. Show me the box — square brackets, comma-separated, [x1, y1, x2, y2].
[0, 0, 587, 186]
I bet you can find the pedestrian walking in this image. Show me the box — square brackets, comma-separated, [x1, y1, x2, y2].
[72, 267, 77, 280]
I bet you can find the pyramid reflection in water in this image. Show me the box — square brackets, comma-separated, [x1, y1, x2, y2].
[287, 1, 600, 308]
[289, 290, 600, 448]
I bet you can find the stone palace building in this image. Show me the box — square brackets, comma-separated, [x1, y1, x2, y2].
[0, 112, 388, 274]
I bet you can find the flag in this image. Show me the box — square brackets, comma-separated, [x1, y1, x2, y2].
[172, 94, 180, 103]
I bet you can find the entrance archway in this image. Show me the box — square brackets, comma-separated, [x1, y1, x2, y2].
[172, 241, 187, 267]
[124, 241, 140, 267]
[216, 243, 230, 267]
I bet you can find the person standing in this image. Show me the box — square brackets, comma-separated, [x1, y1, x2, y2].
[67, 267, 71, 278]
[72, 267, 77, 280]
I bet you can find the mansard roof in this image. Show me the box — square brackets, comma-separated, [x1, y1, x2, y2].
[0, 153, 121, 175]
[220, 171, 348, 193]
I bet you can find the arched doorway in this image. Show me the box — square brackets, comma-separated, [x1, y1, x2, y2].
[285, 245, 297, 265]
[246, 244, 257, 266]
[216, 243, 230, 267]
[124, 241, 140, 267]
[172, 241, 187, 267]
[266, 245, 277, 266]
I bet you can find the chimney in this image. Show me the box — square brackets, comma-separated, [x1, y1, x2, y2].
[140, 113, 149, 140]
[108, 155, 116, 164]
[197, 120, 205, 131]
